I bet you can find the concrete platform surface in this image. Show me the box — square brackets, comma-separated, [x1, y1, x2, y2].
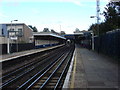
[0, 44, 64, 62]
[68, 44, 119, 89]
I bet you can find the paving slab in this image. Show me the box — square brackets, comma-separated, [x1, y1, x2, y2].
[69, 44, 119, 89]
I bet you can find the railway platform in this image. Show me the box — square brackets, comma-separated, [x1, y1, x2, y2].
[64, 44, 119, 89]
[0, 44, 65, 62]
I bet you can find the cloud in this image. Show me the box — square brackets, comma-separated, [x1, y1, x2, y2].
[56, 21, 63, 24]
[0, 12, 8, 18]
[71, 0, 82, 6]
[1, 0, 109, 2]
[1, 0, 110, 8]
[1, 0, 82, 5]
[31, 9, 40, 15]
[0, 12, 8, 21]
[0, 0, 109, 7]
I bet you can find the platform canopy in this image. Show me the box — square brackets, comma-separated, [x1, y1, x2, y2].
[33, 32, 66, 40]
[64, 33, 85, 40]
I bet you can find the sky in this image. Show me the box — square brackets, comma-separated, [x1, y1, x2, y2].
[0, 0, 110, 34]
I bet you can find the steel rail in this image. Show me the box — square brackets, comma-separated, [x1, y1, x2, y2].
[39, 52, 69, 89]
[0, 47, 66, 89]
[25, 52, 68, 89]
[40, 48, 74, 89]
[54, 49, 74, 89]
[1, 46, 64, 80]
[16, 52, 66, 90]
[1, 50, 54, 80]
[25, 49, 71, 89]
[1, 54, 45, 80]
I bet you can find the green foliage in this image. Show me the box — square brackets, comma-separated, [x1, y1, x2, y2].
[88, 24, 98, 35]
[88, 1, 120, 35]
[51, 29, 60, 35]
[28, 25, 33, 29]
[51, 29, 56, 33]
[28, 25, 38, 32]
[60, 31, 66, 35]
[103, 1, 120, 29]
[73, 28, 80, 33]
[33, 27, 38, 32]
[43, 28, 50, 32]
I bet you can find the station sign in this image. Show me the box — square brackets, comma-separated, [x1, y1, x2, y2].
[10, 36, 17, 40]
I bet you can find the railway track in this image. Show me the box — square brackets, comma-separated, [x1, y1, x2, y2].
[1, 46, 64, 82]
[1, 45, 75, 89]
[1, 46, 66, 89]
[17, 46, 74, 89]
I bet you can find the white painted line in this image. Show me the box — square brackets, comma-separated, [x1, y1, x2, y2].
[0, 44, 65, 62]
[62, 48, 76, 88]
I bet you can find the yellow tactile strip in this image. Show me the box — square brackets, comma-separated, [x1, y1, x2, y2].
[70, 54, 77, 88]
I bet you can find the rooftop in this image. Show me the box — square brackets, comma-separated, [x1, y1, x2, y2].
[33, 32, 66, 40]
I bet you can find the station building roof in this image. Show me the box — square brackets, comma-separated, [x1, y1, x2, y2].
[33, 32, 66, 40]
[1, 23, 33, 32]
[64, 33, 84, 39]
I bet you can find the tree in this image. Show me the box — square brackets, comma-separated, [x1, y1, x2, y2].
[43, 28, 50, 32]
[88, 24, 98, 35]
[74, 28, 80, 33]
[28, 25, 38, 32]
[60, 31, 66, 35]
[33, 26, 38, 32]
[51, 29, 60, 35]
[51, 29, 56, 33]
[103, 1, 120, 29]
[28, 25, 33, 29]
[88, 1, 120, 35]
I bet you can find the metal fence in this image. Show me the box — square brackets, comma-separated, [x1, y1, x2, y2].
[94, 29, 120, 59]
[0, 43, 35, 55]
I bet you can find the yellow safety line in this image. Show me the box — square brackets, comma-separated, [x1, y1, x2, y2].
[70, 54, 77, 88]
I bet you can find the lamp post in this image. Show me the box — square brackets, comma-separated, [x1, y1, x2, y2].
[14, 22, 19, 52]
[60, 25, 61, 31]
[7, 20, 18, 54]
[90, 16, 97, 51]
[90, 0, 100, 53]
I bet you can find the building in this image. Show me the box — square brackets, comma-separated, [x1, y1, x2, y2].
[0, 23, 34, 44]
[64, 30, 93, 49]
[33, 32, 66, 48]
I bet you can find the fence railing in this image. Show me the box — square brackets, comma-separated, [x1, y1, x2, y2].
[94, 29, 120, 59]
[0, 43, 35, 55]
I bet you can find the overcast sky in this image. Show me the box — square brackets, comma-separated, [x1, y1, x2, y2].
[0, 0, 109, 34]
